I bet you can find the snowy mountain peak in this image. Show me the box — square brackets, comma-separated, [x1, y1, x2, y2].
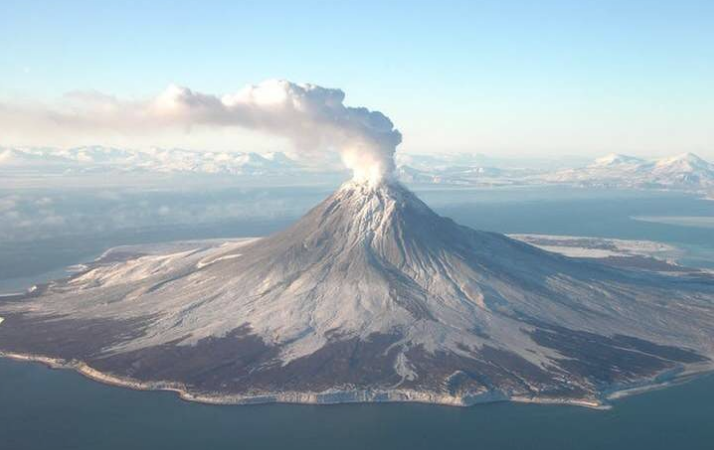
[337, 178, 410, 199]
[302, 179, 439, 254]
[650, 153, 714, 188]
[655, 152, 710, 170]
[591, 153, 645, 167]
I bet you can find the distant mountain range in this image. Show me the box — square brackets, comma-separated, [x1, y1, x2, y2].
[0, 146, 302, 176]
[542, 152, 714, 191]
[2, 146, 713, 196]
[398, 152, 714, 195]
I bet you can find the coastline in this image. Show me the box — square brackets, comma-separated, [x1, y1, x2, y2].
[5, 349, 704, 411]
[1, 232, 711, 412]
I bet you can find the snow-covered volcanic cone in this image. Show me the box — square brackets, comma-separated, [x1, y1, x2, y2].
[1, 178, 714, 406]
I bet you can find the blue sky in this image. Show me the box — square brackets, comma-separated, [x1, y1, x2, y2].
[1, 0, 712, 158]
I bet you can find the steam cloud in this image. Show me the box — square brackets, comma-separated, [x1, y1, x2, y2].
[3, 80, 402, 185]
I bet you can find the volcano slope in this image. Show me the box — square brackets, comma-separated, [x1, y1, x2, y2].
[1, 180, 714, 407]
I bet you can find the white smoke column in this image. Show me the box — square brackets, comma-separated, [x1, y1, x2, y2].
[1, 80, 402, 186]
[151, 80, 402, 185]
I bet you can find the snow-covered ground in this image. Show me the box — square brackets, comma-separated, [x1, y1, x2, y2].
[510, 234, 682, 260]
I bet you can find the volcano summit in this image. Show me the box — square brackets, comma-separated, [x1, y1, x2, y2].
[1, 179, 713, 407]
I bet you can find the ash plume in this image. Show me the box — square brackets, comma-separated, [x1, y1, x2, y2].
[1, 80, 402, 185]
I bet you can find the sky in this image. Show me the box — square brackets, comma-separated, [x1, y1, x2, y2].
[1, 0, 713, 159]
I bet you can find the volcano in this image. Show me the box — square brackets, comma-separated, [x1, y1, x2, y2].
[1, 180, 714, 407]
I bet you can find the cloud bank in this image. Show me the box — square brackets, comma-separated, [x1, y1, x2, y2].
[1, 80, 402, 184]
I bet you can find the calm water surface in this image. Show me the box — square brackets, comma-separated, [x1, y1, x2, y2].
[1, 358, 713, 450]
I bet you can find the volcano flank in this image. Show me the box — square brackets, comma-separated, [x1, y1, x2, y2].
[1, 180, 713, 407]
